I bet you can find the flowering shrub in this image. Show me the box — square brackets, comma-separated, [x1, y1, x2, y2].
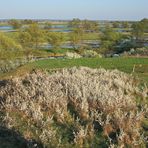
[82, 50, 102, 58]
[122, 47, 148, 57]
[0, 67, 147, 147]
[65, 52, 82, 59]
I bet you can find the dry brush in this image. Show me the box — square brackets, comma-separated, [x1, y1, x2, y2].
[0, 67, 147, 147]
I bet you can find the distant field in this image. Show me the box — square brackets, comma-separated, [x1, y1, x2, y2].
[1, 57, 148, 84]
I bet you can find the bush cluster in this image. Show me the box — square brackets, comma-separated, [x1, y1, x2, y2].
[65, 52, 82, 59]
[0, 67, 147, 147]
[82, 50, 102, 58]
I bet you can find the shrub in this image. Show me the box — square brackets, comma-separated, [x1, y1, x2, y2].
[65, 52, 82, 59]
[0, 67, 147, 147]
[82, 50, 102, 58]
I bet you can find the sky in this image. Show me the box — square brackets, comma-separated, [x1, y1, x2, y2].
[0, 0, 147, 20]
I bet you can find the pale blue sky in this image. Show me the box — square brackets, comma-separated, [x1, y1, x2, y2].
[0, 0, 147, 20]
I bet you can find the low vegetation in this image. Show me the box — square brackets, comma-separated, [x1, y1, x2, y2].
[0, 67, 147, 147]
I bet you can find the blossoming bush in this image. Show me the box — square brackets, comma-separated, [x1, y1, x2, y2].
[65, 52, 82, 59]
[82, 50, 102, 58]
[0, 67, 147, 147]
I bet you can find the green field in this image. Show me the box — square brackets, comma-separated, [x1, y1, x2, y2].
[1, 57, 148, 84]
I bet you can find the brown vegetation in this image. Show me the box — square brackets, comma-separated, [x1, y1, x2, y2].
[0, 67, 147, 147]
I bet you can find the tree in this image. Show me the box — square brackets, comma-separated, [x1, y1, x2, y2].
[23, 19, 36, 24]
[112, 21, 120, 28]
[131, 18, 148, 41]
[131, 18, 148, 50]
[69, 19, 99, 33]
[100, 27, 122, 53]
[44, 22, 52, 30]
[122, 21, 130, 28]
[82, 20, 99, 32]
[0, 32, 22, 59]
[46, 32, 64, 49]
[116, 39, 140, 53]
[90, 21, 99, 32]
[26, 23, 44, 48]
[69, 28, 84, 49]
[8, 19, 22, 29]
[68, 18, 81, 28]
[131, 23, 144, 40]
[70, 32, 81, 49]
[0, 33, 22, 51]
[18, 31, 32, 48]
[101, 27, 122, 42]
[141, 18, 148, 32]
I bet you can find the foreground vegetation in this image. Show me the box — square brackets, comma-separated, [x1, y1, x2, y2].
[0, 67, 148, 147]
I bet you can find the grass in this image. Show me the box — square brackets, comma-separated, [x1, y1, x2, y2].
[1, 57, 148, 84]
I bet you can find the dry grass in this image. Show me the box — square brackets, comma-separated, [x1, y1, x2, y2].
[0, 67, 147, 147]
